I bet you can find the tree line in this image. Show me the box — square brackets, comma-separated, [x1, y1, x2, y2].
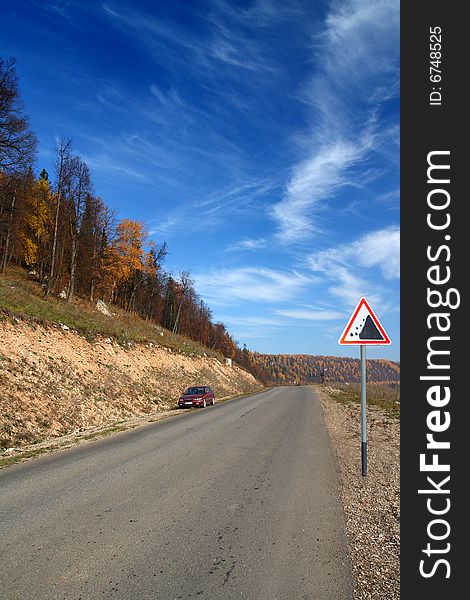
[251, 352, 400, 385]
[0, 57, 271, 377]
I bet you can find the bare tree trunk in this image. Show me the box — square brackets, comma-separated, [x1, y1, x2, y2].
[67, 234, 77, 302]
[0, 190, 15, 273]
[67, 159, 90, 303]
[172, 271, 192, 334]
[46, 138, 73, 298]
[172, 300, 183, 335]
[90, 276, 95, 302]
[45, 193, 60, 296]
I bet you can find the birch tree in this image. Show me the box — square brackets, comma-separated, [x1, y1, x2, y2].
[46, 138, 72, 296]
[66, 156, 91, 302]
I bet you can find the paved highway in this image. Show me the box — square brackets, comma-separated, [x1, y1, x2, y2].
[0, 386, 354, 599]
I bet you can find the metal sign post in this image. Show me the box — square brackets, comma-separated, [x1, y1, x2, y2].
[360, 344, 367, 477]
[338, 297, 391, 477]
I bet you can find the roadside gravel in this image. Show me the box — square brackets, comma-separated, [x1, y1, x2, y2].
[316, 385, 400, 600]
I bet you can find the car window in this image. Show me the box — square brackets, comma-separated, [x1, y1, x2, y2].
[186, 387, 205, 394]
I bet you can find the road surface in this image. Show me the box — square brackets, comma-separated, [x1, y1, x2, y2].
[0, 386, 354, 599]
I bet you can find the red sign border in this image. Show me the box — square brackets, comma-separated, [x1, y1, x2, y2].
[338, 297, 391, 345]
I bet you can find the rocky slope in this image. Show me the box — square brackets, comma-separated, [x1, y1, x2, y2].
[0, 317, 262, 449]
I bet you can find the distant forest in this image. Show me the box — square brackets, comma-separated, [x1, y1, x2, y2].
[251, 353, 400, 385]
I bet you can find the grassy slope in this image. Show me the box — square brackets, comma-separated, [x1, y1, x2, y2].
[321, 382, 400, 418]
[0, 267, 223, 359]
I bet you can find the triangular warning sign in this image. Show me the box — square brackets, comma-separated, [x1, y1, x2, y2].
[338, 297, 391, 345]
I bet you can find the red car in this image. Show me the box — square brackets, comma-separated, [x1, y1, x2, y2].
[178, 386, 215, 408]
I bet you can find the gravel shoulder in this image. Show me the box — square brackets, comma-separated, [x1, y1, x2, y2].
[315, 384, 400, 600]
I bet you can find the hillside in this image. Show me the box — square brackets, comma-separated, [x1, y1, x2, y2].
[0, 270, 263, 450]
[0, 317, 262, 450]
[252, 352, 400, 385]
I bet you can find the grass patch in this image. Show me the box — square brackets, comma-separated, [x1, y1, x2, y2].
[0, 447, 49, 468]
[323, 381, 400, 418]
[80, 425, 129, 441]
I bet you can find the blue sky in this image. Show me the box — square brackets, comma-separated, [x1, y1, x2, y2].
[1, 0, 400, 360]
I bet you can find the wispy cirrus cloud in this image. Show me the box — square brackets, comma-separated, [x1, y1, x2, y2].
[210, 0, 305, 28]
[308, 226, 400, 280]
[193, 267, 314, 305]
[217, 314, 285, 327]
[195, 178, 276, 215]
[306, 225, 399, 308]
[273, 135, 374, 243]
[149, 84, 185, 109]
[276, 307, 344, 321]
[145, 176, 276, 237]
[79, 151, 148, 181]
[273, 0, 399, 245]
[102, 0, 277, 77]
[328, 267, 376, 307]
[225, 238, 267, 252]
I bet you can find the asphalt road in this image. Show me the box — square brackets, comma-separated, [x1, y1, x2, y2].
[0, 386, 354, 599]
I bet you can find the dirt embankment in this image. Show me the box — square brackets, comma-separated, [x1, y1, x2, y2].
[0, 318, 262, 449]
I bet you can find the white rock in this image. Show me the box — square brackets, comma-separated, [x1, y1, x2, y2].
[96, 299, 113, 317]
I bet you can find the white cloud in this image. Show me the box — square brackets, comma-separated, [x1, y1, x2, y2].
[352, 227, 400, 279]
[197, 178, 275, 215]
[309, 226, 400, 280]
[322, 0, 399, 86]
[327, 266, 376, 307]
[273, 136, 374, 243]
[150, 84, 184, 108]
[306, 226, 399, 309]
[193, 267, 313, 304]
[276, 308, 344, 321]
[148, 215, 183, 236]
[103, 0, 276, 77]
[226, 238, 267, 252]
[79, 152, 148, 181]
[218, 315, 284, 327]
[375, 188, 400, 206]
[272, 0, 399, 245]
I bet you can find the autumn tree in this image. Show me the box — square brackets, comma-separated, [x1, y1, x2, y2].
[141, 240, 167, 321]
[18, 169, 53, 275]
[0, 169, 34, 272]
[209, 323, 237, 358]
[111, 219, 147, 309]
[76, 195, 114, 300]
[192, 299, 213, 346]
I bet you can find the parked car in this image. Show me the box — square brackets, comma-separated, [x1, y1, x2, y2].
[178, 386, 215, 408]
